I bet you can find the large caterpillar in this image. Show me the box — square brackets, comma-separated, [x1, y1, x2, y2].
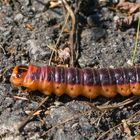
[8, 64, 140, 98]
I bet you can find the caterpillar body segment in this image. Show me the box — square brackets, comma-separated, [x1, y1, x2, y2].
[10, 65, 140, 99]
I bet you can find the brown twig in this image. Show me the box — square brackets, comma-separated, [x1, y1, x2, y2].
[98, 96, 139, 110]
[17, 96, 49, 132]
[13, 95, 29, 101]
[85, 96, 139, 111]
[74, 0, 81, 63]
[62, 0, 76, 66]
[48, 12, 70, 65]
[0, 45, 6, 55]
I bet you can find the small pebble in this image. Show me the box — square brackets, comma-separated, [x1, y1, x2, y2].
[14, 13, 23, 22]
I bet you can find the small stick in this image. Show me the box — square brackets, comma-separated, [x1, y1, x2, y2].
[17, 96, 49, 132]
[49, 12, 70, 65]
[62, 0, 76, 66]
[0, 45, 6, 55]
[97, 96, 139, 110]
[75, 0, 81, 61]
[85, 96, 138, 111]
[13, 95, 29, 101]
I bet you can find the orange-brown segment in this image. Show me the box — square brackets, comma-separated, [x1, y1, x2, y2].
[130, 83, 140, 95]
[101, 85, 117, 98]
[9, 65, 140, 98]
[82, 85, 100, 99]
[116, 84, 131, 96]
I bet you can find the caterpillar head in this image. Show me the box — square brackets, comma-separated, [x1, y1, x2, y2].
[9, 66, 28, 87]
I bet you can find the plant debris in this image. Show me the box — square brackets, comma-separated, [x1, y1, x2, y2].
[0, 0, 140, 139]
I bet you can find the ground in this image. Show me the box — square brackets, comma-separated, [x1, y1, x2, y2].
[0, 0, 140, 140]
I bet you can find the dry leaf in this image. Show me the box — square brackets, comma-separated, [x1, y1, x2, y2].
[122, 119, 131, 136]
[25, 23, 34, 31]
[58, 47, 70, 61]
[117, 2, 140, 14]
[50, 1, 62, 8]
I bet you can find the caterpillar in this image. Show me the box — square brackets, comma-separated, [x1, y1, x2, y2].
[7, 64, 140, 98]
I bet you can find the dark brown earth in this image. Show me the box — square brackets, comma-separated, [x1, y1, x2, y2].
[0, 0, 140, 140]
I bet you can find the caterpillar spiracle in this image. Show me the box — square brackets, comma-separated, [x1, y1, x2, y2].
[8, 64, 140, 98]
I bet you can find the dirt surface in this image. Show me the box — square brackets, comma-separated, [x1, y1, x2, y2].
[0, 0, 140, 140]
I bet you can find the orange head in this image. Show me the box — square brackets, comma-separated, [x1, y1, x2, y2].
[10, 66, 28, 87]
